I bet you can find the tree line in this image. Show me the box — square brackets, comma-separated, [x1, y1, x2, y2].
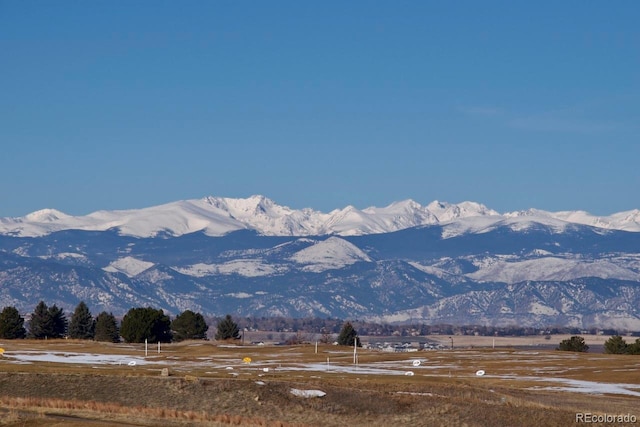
[0, 302, 362, 348]
[555, 335, 640, 354]
[0, 301, 208, 343]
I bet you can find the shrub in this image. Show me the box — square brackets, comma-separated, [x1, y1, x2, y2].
[557, 335, 588, 352]
[603, 335, 628, 354]
[626, 338, 640, 355]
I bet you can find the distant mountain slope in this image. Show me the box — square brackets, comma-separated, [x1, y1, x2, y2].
[1, 196, 640, 328]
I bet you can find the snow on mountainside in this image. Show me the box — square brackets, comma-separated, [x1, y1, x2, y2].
[289, 237, 372, 272]
[440, 215, 573, 239]
[2, 209, 640, 328]
[0, 195, 639, 238]
[103, 256, 155, 277]
[506, 208, 640, 232]
[466, 256, 640, 283]
[552, 209, 640, 232]
[426, 200, 499, 222]
[175, 260, 287, 278]
[24, 209, 70, 222]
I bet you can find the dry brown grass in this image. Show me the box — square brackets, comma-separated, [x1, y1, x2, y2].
[0, 339, 639, 426]
[0, 395, 303, 426]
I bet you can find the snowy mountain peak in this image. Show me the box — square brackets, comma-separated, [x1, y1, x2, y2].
[427, 200, 448, 210]
[387, 199, 421, 209]
[504, 208, 553, 218]
[427, 200, 498, 223]
[23, 208, 70, 222]
[1, 196, 639, 238]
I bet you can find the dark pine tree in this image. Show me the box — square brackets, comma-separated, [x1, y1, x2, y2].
[0, 306, 27, 339]
[215, 314, 240, 341]
[48, 305, 68, 338]
[337, 321, 361, 347]
[28, 301, 54, 339]
[94, 312, 120, 343]
[171, 310, 209, 341]
[68, 301, 96, 340]
[120, 307, 172, 343]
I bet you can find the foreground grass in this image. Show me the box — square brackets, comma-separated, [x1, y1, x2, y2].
[0, 339, 639, 426]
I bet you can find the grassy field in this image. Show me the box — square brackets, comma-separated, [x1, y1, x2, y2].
[0, 338, 639, 426]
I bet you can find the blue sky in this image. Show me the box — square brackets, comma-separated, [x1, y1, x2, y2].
[1, 2, 638, 217]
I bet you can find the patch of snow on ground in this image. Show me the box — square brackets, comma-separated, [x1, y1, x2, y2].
[2, 351, 151, 365]
[290, 388, 326, 398]
[514, 376, 640, 397]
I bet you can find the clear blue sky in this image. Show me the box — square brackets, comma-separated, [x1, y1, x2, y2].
[1, 2, 638, 217]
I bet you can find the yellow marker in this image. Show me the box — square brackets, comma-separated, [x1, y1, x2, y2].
[0, 348, 5, 355]
[242, 357, 252, 364]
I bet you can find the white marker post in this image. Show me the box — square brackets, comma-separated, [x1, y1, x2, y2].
[158, 341, 161, 354]
[145, 339, 148, 357]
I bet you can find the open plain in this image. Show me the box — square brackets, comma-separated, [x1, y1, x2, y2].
[0, 338, 639, 426]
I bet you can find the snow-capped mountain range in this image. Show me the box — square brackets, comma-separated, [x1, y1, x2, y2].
[1, 195, 640, 238]
[1, 195, 640, 329]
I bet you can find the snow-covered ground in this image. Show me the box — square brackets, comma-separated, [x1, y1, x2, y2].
[1, 351, 150, 366]
[2, 348, 639, 398]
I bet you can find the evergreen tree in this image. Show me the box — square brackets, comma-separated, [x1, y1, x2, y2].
[215, 314, 240, 341]
[627, 338, 640, 355]
[94, 312, 120, 343]
[48, 305, 68, 338]
[604, 335, 628, 354]
[120, 307, 172, 343]
[337, 321, 361, 347]
[557, 335, 589, 352]
[0, 306, 26, 339]
[68, 301, 96, 340]
[171, 310, 208, 341]
[28, 301, 55, 339]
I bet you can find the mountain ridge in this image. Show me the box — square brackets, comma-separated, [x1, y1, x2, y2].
[1, 195, 639, 238]
[2, 196, 640, 329]
[1, 221, 640, 328]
